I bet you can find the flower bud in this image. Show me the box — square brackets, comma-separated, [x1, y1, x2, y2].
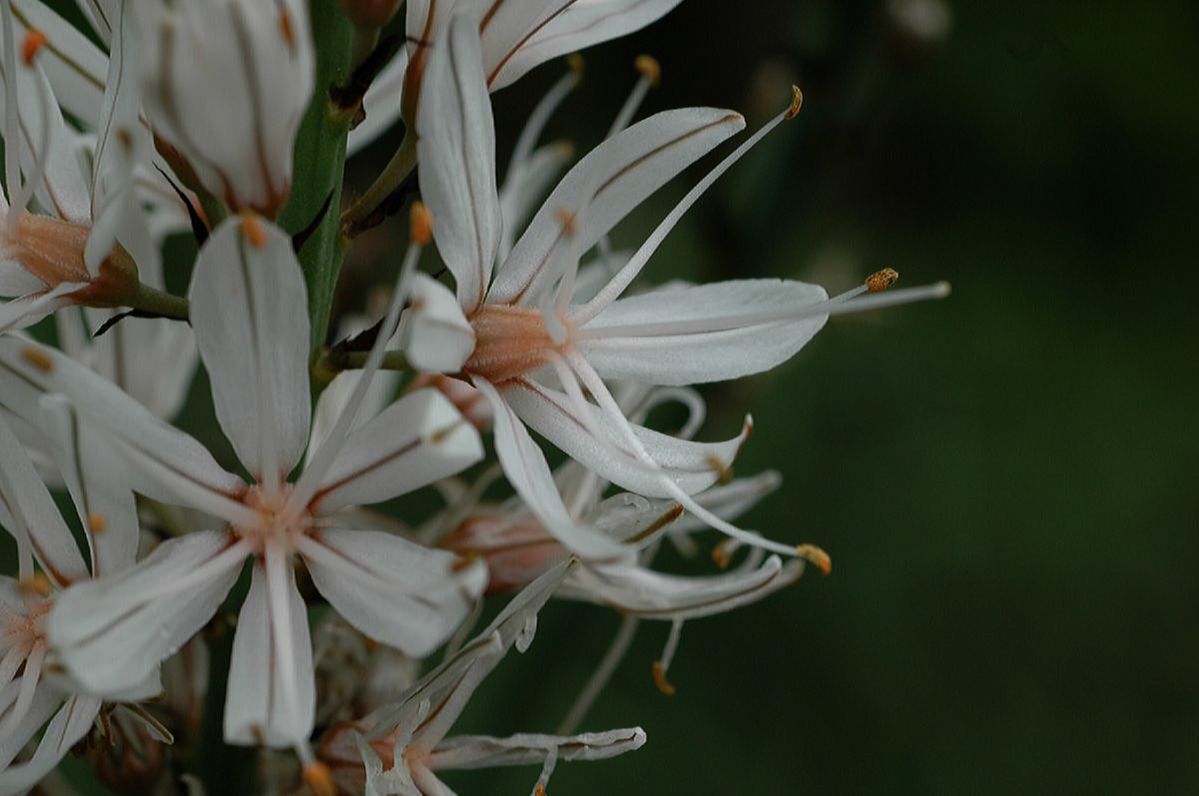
[137, 0, 315, 217]
[340, 0, 403, 28]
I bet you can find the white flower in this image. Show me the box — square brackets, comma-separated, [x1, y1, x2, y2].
[403, 16, 949, 561]
[0, 401, 145, 794]
[317, 563, 646, 796]
[134, 0, 315, 216]
[0, 212, 487, 753]
[0, 11, 146, 332]
[348, 0, 684, 155]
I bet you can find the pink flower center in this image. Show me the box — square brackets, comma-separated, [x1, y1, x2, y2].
[464, 304, 573, 384]
[233, 484, 312, 554]
[4, 214, 91, 287]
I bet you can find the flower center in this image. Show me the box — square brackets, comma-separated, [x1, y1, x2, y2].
[464, 304, 573, 384]
[233, 484, 312, 554]
[3, 213, 91, 287]
[1, 595, 51, 651]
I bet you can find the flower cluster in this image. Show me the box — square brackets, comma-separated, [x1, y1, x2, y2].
[0, 1, 946, 793]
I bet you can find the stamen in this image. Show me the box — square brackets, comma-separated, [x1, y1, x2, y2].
[410, 200, 433, 245]
[652, 618, 683, 696]
[20, 29, 46, 67]
[239, 212, 267, 249]
[302, 761, 335, 796]
[287, 204, 428, 517]
[18, 572, 51, 597]
[866, 267, 899, 293]
[711, 538, 741, 569]
[796, 543, 832, 575]
[575, 86, 801, 324]
[20, 345, 54, 372]
[87, 512, 106, 534]
[607, 55, 661, 138]
[784, 84, 804, 120]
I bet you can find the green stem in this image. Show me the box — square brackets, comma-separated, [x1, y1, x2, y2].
[126, 282, 190, 321]
[279, 0, 356, 360]
[312, 348, 412, 386]
[339, 132, 417, 237]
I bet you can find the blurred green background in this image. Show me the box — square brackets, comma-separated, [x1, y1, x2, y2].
[389, 1, 1197, 793]
[20, 0, 1199, 793]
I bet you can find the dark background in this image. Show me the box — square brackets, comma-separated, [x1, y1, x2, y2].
[386, 1, 1196, 792]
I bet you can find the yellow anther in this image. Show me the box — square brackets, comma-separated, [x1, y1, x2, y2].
[784, 85, 804, 120]
[652, 661, 676, 696]
[866, 268, 900, 293]
[409, 201, 433, 246]
[87, 513, 107, 535]
[796, 544, 832, 575]
[22, 29, 47, 66]
[302, 761, 335, 796]
[21, 346, 54, 373]
[634, 54, 661, 86]
[239, 212, 267, 249]
[534, 786, 547, 796]
[19, 573, 52, 597]
[711, 539, 736, 570]
[566, 53, 585, 79]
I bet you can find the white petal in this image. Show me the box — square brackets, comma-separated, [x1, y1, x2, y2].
[38, 395, 138, 578]
[489, 108, 744, 306]
[310, 388, 482, 515]
[473, 377, 625, 561]
[223, 561, 315, 747]
[0, 260, 45, 296]
[0, 694, 101, 795]
[298, 528, 485, 657]
[307, 368, 401, 465]
[0, 283, 82, 334]
[498, 141, 574, 262]
[0, 413, 88, 587]
[368, 562, 571, 749]
[347, 45, 408, 156]
[189, 216, 311, 482]
[0, 678, 61, 771]
[85, 0, 151, 275]
[0, 338, 245, 517]
[83, 306, 198, 420]
[416, 12, 501, 313]
[136, 0, 314, 213]
[579, 279, 829, 385]
[564, 555, 800, 620]
[504, 378, 750, 498]
[399, 272, 476, 373]
[429, 727, 646, 770]
[46, 530, 244, 697]
[488, 0, 683, 89]
[10, 0, 107, 125]
[0, 36, 92, 223]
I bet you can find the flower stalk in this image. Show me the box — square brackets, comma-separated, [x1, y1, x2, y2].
[279, 0, 356, 359]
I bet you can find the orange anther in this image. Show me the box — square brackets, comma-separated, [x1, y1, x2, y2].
[796, 544, 832, 575]
[866, 268, 899, 293]
[87, 513, 107, 535]
[21, 346, 54, 373]
[652, 661, 676, 696]
[302, 761, 335, 796]
[19, 573, 52, 597]
[409, 202, 433, 246]
[555, 208, 577, 237]
[634, 54, 661, 86]
[240, 213, 267, 249]
[22, 30, 47, 66]
[784, 85, 804, 120]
